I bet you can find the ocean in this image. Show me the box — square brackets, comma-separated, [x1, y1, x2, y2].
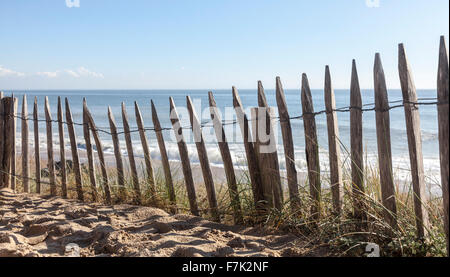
[4, 89, 442, 191]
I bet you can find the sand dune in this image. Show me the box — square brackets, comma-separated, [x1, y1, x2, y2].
[0, 188, 323, 257]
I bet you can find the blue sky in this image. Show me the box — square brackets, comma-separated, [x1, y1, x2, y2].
[0, 0, 448, 90]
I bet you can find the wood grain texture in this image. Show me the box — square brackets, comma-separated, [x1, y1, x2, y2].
[276, 77, 301, 212]
[83, 99, 98, 202]
[301, 74, 321, 220]
[187, 96, 219, 222]
[33, 97, 41, 193]
[169, 97, 199, 216]
[65, 98, 84, 201]
[398, 44, 430, 239]
[374, 53, 397, 229]
[44, 96, 57, 196]
[57, 97, 67, 198]
[324, 67, 343, 215]
[208, 91, 243, 224]
[122, 103, 141, 204]
[11, 97, 17, 191]
[151, 100, 176, 211]
[108, 106, 126, 199]
[21, 95, 30, 193]
[0, 97, 14, 188]
[437, 36, 449, 255]
[0, 97, 4, 187]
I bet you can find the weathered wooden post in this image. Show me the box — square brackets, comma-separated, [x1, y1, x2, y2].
[324, 67, 343, 216]
[398, 44, 430, 239]
[57, 97, 67, 198]
[0, 95, 4, 187]
[0, 97, 14, 188]
[122, 103, 141, 204]
[186, 96, 220, 222]
[11, 96, 17, 191]
[374, 53, 397, 229]
[208, 91, 243, 224]
[65, 98, 84, 201]
[301, 74, 321, 220]
[350, 60, 367, 223]
[44, 96, 57, 196]
[276, 77, 301, 212]
[232, 87, 265, 212]
[33, 97, 41, 193]
[151, 100, 176, 211]
[169, 97, 199, 216]
[21, 95, 30, 193]
[135, 102, 156, 197]
[83, 100, 98, 201]
[437, 36, 449, 255]
[108, 106, 126, 200]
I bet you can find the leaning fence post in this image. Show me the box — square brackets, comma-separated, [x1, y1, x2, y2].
[324, 67, 343, 216]
[208, 91, 243, 224]
[21, 95, 30, 193]
[151, 100, 176, 212]
[374, 53, 397, 229]
[135, 102, 156, 197]
[83, 99, 98, 202]
[122, 103, 141, 204]
[44, 96, 57, 196]
[186, 96, 220, 222]
[301, 74, 321, 220]
[65, 98, 84, 201]
[350, 60, 367, 223]
[437, 36, 449, 255]
[398, 44, 430, 239]
[57, 97, 68, 198]
[108, 106, 126, 200]
[169, 97, 199, 216]
[33, 97, 41, 193]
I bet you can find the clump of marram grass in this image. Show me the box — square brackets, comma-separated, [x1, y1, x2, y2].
[12, 154, 446, 257]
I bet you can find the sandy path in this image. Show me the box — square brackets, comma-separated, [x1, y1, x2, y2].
[0, 188, 319, 257]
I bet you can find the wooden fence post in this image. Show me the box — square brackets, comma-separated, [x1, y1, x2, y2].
[398, 44, 430, 239]
[21, 95, 30, 193]
[0, 97, 14, 188]
[65, 98, 84, 201]
[208, 91, 243, 224]
[374, 53, 397, 229]
[11, 96, 17, 191]
[324, 67, 343, 216]
[83, 100, 98, 201]
[0, 96, 4, 187]
[122, 103, 141, 204]
[186, 96, 220, 222]
[134, 102, 156, 197]
[151, 100, 176, 211]
[169, 97, 199, 216]
[350, 60, 367, 223]
[108, 106, 126, 200]
[33, 97, 41, 193]
[57, 97, 67, 198]
[44, 96, 57, 196]
[276, 77, 301, 213]
[84, 100, 111, 204]
[437, 36, 449, 255]
[301, 73, 321, 220]
[232, 87, 265, 212]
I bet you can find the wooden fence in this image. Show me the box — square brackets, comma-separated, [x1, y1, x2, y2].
[0, 38, 448, 255]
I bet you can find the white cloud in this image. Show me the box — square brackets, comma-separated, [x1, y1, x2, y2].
[65, 69, 80, 78]
[34, 67, 104, 79]
[0, 65, 25, 77]
[76, 67, 104, 78]
[36, 71, 60, 78]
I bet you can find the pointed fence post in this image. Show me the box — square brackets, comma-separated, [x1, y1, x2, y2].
[65, 98, 84, 201]
[186, 96, 220, 222]
[301, 74, 321, 220]
[108, 106, 126, 200]
[208, 91, 243, 224]
[21, 95, 30, 193]
[324, 67, 343, 216]
[437, 36, 449, 255]
[151, 100, 176, 211]
[169, 97, 199, 216]
[44, 96, 57, 196]
[135, 102, 156, 197]
[33, 97, 41, 194]
[374, 53, 397, 229]
[276, 77, 301, 212]
[350, 60, 367, 223]
[83, 100, 98, 202]
[398, 43, 430, 239]
[57, 97, 67, 198]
